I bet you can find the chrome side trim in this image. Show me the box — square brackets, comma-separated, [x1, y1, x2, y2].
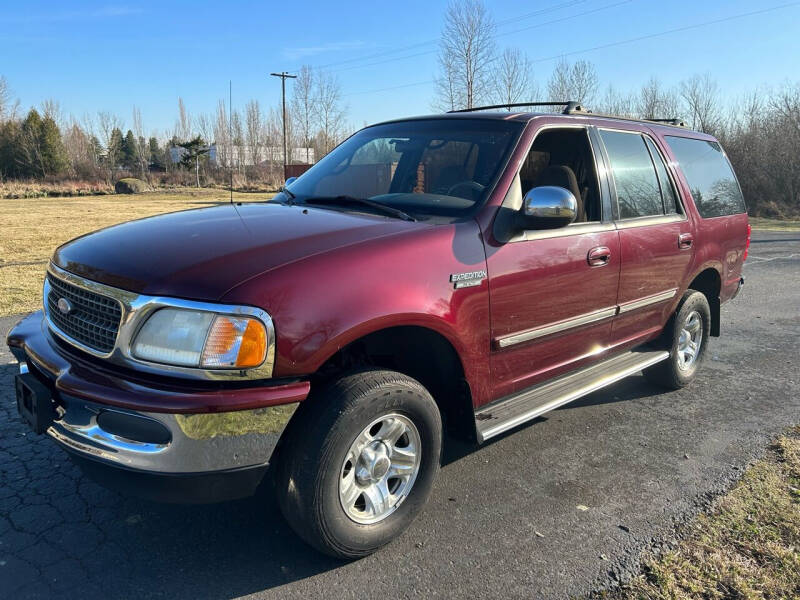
[495, 288, 679, 348]
[615, 213, 686, 229]
[496, 306, 617, 349]
[618, 288, 677, 314]
[520, 221, 616, 242]
[45, 263, 276, 381]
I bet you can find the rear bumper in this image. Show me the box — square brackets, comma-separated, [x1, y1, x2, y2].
[7, 311, 307, 503]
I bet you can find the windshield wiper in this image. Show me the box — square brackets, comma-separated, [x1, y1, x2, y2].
[302, 195, 416, 222]
[278, 184, 296, 205]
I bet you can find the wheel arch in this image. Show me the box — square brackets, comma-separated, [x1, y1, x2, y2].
[687, 266, 722, 336]
[310, 324, 477, 443]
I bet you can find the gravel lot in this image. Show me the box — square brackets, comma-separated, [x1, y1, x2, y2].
[1, 231, 798, 599]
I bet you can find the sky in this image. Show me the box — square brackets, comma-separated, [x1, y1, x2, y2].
[3, 0, 799, 137]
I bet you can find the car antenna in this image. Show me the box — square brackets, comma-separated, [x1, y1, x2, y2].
[229, 80, 233, 204]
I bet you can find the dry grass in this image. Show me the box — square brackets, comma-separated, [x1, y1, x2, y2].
[749, 217, 800, 232]
[0, 189, 272, 317]
[602, 427, 800, 599]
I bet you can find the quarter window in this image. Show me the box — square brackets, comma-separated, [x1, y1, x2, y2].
[599, 130, 663, 219]
[665, 136, 746, 217]
[644, 137, 680, 214]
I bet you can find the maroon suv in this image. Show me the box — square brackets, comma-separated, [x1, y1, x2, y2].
[8, 103, 749, 558]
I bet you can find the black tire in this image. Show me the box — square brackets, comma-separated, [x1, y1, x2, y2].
[643, 290, 711, 389]
[274, 369, 442, 559]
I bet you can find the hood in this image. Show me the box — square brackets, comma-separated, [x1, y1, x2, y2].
[53, 202, 419, 300]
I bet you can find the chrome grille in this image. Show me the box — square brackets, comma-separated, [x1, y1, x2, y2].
[46, 273, 122, 354]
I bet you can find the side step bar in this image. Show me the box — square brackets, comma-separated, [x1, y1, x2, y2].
[475, 349, 669, 442]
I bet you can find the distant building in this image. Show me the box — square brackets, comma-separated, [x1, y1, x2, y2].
[167, 143, 314, 166]
[207, 143, 315, 167]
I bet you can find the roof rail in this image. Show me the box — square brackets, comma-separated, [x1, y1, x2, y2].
[445, 101, 688, 128]
[648, 118, 688, 127]
[447, 101, 585, 115]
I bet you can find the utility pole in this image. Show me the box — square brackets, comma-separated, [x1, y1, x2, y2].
[270, 71, 297, 176]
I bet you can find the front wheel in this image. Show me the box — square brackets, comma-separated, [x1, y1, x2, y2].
[643, 290, 711, 389]
[274, 369, 442, 558]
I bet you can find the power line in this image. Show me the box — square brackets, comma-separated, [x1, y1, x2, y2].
[288, 0, 593, 74]
[528, 1, 800, 64]
[328, 0, 632, 76]
[343, 2, 800, 98]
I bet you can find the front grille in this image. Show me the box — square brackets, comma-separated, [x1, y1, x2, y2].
[46, 273, 122, 354]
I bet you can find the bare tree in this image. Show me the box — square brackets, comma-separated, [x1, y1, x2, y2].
[291, 65, 316, 163]
[97, 110, 123, 176]
[231, 108, 244, 176]
[435, 0, 496, 110]
[636, 77, 679, 120]
[598, 84, 636, 116]
[176, 97, 192, 142]
[679, 74, 720, 133]
[132, 106, 150, 177]
[492, 48, 537, 108]
[41, 99, 64, 129]
[0, 76, 13, 122]
[314, 71, 346, 156]
[213, 100, 231, 170]
[245, 100, 265, 167]
[547, 58, 598, 106]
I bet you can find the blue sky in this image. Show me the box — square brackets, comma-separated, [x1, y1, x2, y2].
[3, 0, 799, 136]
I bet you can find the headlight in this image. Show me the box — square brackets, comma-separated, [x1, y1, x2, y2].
[132, 308, 267, 369]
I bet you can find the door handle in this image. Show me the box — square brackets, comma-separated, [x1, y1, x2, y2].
[587, 246, 611, 267]
[679, 233, 694, 249]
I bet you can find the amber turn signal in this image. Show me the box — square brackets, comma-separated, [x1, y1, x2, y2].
[201, 315, 267, 368]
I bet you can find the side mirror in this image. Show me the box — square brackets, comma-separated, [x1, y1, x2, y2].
[284, 176, 297, 187]
[517, 186, 577, 230]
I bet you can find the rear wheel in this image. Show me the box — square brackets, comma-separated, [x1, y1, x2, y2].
[274, 369, 442, 558]
[644, 290, 711, 389]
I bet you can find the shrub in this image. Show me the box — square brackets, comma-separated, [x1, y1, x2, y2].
[114, 178, 149, 194]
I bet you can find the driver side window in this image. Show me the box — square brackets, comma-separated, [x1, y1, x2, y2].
[519, 128, 602, 222]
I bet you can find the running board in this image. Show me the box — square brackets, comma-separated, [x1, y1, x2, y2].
[475, 349, 669, 442]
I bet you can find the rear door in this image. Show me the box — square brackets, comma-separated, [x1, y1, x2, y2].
[596, 127, 695, 349]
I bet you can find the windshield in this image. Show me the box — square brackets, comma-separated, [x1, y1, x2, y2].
[279, 118, 523, 218]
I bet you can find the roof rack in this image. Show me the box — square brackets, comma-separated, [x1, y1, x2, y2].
[447, 101, 585, 115]
[446, 101, 688, 128]
[648, 118, 688, 127]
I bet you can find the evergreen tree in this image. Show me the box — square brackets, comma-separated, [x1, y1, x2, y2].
[17, 109, 67, 177]
[148, 136, 163, 169]
[107, 127, 123, 171]
[121, 129, 137, 170]
[0, 119, 22, 178]
[178, 136, 209, 187]
[39, 115, 67, 175]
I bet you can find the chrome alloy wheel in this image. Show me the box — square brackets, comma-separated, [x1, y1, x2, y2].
[676, 310, 703, 371]
[338, 413, 422, 524]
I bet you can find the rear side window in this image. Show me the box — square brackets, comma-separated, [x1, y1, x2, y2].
[599, 130, 662, 219]
[665, 136, 746, 217]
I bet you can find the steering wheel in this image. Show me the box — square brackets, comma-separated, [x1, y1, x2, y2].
[446, 180, 485, 198]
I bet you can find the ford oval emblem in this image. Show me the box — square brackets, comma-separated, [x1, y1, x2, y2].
[57, 297, 73, 315]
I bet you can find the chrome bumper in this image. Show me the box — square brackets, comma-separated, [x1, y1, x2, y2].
[44, 388, 297, 474]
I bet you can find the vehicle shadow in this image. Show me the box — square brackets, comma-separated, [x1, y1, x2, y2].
[0, 361, 345, 600]
[0, 361, 664, 599]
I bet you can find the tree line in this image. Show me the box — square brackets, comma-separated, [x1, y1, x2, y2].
[0, 70, 349, 189]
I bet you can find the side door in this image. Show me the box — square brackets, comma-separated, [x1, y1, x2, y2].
[486, 126, 620, 401]
[595, 128, 695, 349]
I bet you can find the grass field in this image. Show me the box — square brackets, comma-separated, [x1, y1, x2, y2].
[602, 427, 800, 599]
[0, 189, 272, 318]
[749, 216, 800, 231]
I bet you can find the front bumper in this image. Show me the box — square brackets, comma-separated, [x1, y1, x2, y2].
[7, 312, 309, 503]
